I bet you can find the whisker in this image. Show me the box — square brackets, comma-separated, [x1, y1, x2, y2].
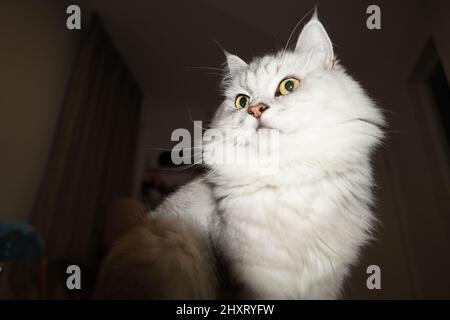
[187, 66, 226, 72]
[145, 146, 204, 151]
[157, 160, 204, 172]
[189, 167, 219, 185]
[284, 8, 315, 51]
[187, 109, 209, 132]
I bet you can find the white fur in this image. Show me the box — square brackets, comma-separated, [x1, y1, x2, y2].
[149, 179, 216, 233]
[147, 14, 384, 300]
[203, 14, 385, 299]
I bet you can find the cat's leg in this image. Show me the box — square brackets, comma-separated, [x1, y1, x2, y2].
[96, 179, 220, 299]
[95, 216, 219, 299]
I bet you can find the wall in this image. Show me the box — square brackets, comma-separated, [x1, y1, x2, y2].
[346, 0, 450, 298]
[384, 0, 450, 298]
[0, 1, 81, 222]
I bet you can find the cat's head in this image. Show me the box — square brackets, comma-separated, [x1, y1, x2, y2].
[203, 13, 384, 182]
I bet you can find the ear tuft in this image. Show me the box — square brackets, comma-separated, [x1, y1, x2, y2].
[224, 51, 247, 76]
[312, 6, 319, 20]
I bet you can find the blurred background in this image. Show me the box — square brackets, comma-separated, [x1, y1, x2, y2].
[0, 0, 449, 299]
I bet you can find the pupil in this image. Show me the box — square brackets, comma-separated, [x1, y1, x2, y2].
[239, 97, 247, 108]
[285, 80, 294, 91]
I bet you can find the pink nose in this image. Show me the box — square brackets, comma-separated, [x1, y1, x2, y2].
[248, 103, 269, 119]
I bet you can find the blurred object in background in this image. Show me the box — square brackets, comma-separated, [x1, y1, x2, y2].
[0, 223, 45, 299]
[140, 150, 205, 211]
[0, 223, 44, 262]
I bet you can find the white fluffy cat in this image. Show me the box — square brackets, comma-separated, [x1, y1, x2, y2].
[98, 12, 384, 300]
[203, 12, 384, 299]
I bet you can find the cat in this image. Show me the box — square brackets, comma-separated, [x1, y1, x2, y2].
[96, 11, 384, 300]
[202, 11, 385, 299]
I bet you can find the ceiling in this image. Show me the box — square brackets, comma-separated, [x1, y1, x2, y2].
[80, 0, 423, 109]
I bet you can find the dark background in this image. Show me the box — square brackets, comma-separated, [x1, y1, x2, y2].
[0, 0, 449, 299]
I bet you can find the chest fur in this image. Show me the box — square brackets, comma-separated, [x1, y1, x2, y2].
[215, 178, 372, 268]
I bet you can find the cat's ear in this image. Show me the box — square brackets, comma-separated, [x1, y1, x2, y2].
[224, 51, 247, 76]
[295, 11, 334, 67]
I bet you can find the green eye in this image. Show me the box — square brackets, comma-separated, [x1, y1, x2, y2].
[278, 77, 300, 96]
[235, 94, 250, 109]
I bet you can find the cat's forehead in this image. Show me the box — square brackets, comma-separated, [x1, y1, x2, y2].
[240, 51, 304, 82]
[247, 52, 289, 75]
[223, 50, 317, 96]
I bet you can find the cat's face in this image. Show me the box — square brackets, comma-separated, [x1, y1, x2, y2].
[203, 14, 384, 179]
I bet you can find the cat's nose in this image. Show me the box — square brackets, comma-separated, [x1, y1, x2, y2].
[248, 103, 269, 119]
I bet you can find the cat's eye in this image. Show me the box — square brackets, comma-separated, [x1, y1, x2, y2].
[277, 77, 300, 96]
[235, 94, 250, 109]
